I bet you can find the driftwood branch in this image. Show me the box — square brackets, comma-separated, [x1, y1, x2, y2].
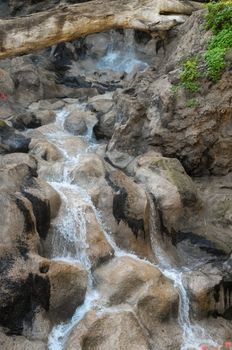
[0, 0, 202, 59]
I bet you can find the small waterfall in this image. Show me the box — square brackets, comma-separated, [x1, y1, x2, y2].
[96, 29, 148, 73]
[36, 96, 219, 349]
[148, 197, 218, 350]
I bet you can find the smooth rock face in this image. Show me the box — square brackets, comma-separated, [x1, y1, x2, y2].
[29, 139, 62, 162]
[193, 174, 232, 253]
[66, 311, 152, 350]
[45, 260, 88, 322]
[94, 256, 179, 316]
[64, 111, 87, 135]
[71, 153, 105, 187]
[134, 151, 200, 232]
[93, 256, 181, 349]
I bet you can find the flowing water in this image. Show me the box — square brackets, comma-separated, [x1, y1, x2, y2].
[32, 35, 219, 349]
[96, 30, 149, 73]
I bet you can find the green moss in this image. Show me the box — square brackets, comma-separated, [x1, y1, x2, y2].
[170, 84, 180, 97]
[180, 57, 200, 93]
[186, 98, 199, 108]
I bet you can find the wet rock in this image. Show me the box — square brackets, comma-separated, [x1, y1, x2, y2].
[0, 122, 31, 154]
[12, 111, 41, 131]
[0, 190, 38, 250]
[134, 151, 200, 232]
[94, 109, 117, 139]
[0, 153, 37, 173]
[94, 256, 178, 314]
[0, 163, 36, 193]
[0, 68, 14, 95]
[84, 32, 110, 58]
[44, 186, 114, 268]
[71, 153, 105, 187]
[42, 259, 88, 322]
[185, 265, 232, 320]
[22, 177, 61, 239]
[94, 256, 181, 349]
[29, 139, 62, 162]
[10, 56, 60, 106]
[64, 111, 87, 135]
[108, 13, 232, 176]
[29, 99, 65, 111]
[66, 310, 151, 350]
[84, 204, 114, 267]
[33, 110, 56, 126]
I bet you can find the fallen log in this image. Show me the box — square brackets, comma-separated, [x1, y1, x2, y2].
[0, 0, 202, 59]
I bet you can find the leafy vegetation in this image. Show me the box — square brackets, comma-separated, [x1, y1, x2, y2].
[171, 0, 232, 103]
[204, 0, 232, 80]
[180, 57, 200, 92]
[186, 98, 199, 108]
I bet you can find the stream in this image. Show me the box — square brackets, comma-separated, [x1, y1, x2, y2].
[29, 34, 220, 350]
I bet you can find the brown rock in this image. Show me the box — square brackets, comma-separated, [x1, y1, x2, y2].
[134, 151, 200, 232]
[44, 259, 88, 322]
[29, 139, 62, 162]
[66, 310, 151, 350]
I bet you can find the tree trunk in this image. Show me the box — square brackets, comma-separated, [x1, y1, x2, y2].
[0, 0, 202, 59]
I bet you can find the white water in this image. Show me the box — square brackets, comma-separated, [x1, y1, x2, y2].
[97, 30, 148, 73]
[26, 39, 219, 347]
[37, 105, 219, 350]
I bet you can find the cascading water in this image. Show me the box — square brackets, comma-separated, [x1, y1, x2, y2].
[32, 33, 220, 350]
[38, 104, 219, 350]
[96, 29, 148, 73]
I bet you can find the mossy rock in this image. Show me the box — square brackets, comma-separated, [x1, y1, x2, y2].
[147, 156, 199, 207]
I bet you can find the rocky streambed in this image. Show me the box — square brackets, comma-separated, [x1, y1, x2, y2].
[0, 9, 232, 350]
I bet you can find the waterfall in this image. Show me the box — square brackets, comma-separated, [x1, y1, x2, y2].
[27, 48, 220, 348]
[148, 197, 218, 350]
[39, 104, 220, 350]
[96, 29, 148, 73]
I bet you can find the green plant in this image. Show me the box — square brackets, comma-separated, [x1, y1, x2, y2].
[180, 57, 200, 92]
[186, 98, 199, 108]
[204, 0, 232, 80]
[170, 84, 180, 96]
[205, 0, 232, 33]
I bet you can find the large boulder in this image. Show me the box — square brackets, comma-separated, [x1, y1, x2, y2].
[93, 256, 181, 349]
[64, 111, 87, 135]
[29, 139, 62, 162]
[185, 264, 232, 320]
[70, 153, 105, 187]
[66, 311, 151, 350]
[22, 177, 61, 239]
[12, 110, 56, 131]
[42, 259, 88, 322]
[0, 153, 37, 172]
[193, 174, 232, 253]
[134, 151, 200, 232]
